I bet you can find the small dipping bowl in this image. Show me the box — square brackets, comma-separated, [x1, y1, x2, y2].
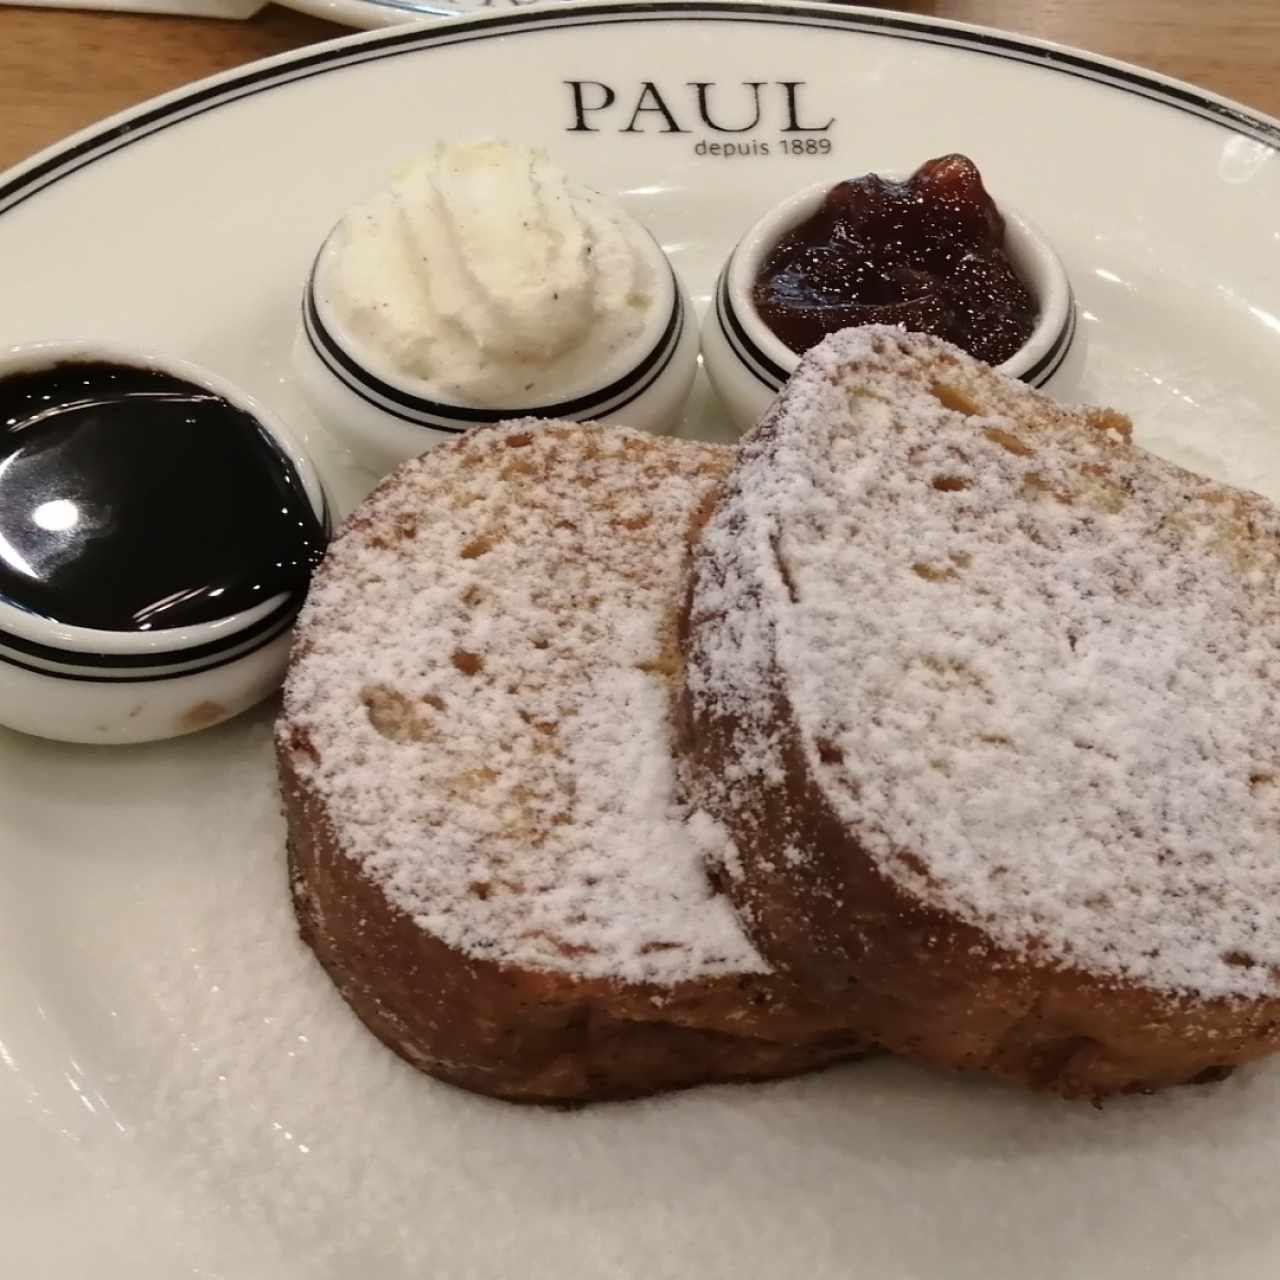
[294, 215, 700, 475]
[0, 341, 330, 745]
[702, 174, 1077, 436]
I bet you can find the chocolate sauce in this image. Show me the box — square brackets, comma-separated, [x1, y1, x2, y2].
[753, 154, 1038, 365]
[0, 361, 326, 632]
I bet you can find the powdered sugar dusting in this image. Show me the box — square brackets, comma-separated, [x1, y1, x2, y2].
[689, 325, 1280, 1000]
[281, 421, 765, 985]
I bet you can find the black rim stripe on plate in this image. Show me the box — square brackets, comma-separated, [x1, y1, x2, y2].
[1, 3, 1276, 226]
[304, 262, 684, 429]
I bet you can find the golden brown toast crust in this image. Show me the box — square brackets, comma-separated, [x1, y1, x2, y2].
[678, 693, 1280, 1096]
[680, 327, 1280, 1098]
[278, 421, 866, 1103]
[281, 744, 862, 1103]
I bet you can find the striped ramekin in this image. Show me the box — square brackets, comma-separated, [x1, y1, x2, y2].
[702, 176, 1078, 436]
[293, 214, 699, 476]
[0, 341, 330, 745]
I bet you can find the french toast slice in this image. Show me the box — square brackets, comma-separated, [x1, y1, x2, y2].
[277, 422, 865, 1103]
[680, 325, 1280, 1098]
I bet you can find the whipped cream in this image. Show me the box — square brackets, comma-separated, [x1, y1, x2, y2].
[320, 141, 663, 407]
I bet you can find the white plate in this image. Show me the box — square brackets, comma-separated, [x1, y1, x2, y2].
[3, 4, 1279, 1275]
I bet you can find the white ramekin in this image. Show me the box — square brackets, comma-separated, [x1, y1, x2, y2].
[0, 340, 330, 745]
[702, 174, 1077, 435]
[293, 206, 699, 475]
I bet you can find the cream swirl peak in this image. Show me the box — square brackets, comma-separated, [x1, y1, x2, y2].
[320, 141, 662, 407]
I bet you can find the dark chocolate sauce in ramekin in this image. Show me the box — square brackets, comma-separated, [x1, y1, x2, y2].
[0, 361, 325, 632]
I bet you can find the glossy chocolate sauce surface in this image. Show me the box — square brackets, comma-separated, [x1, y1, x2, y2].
[753, 155, 1038, 365]
[0, 361, 325, 632]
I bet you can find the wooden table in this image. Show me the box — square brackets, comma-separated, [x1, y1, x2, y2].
[1, 0, 1278, 171]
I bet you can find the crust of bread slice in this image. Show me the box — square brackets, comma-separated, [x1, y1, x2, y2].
[680, 326, 1280, 1098]
[277, 421, 865, 1103]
